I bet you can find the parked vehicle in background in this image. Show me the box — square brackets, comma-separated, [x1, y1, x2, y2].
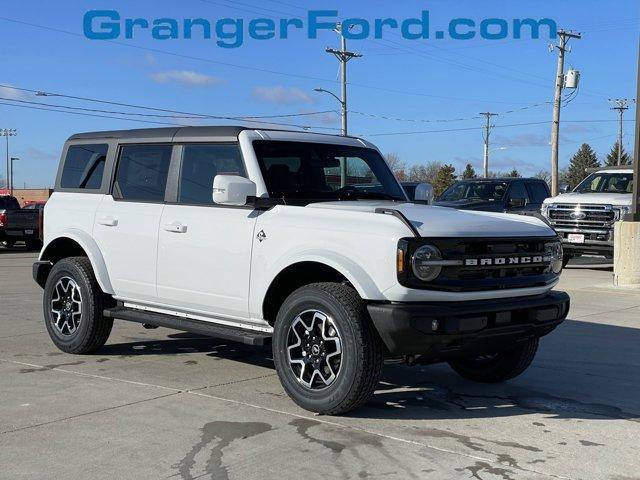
[33, 126, 568, 414]
[541, 166, 633, 266]
[0, 195, 41, 250]
[433, 178, 550, 216]
[22, 200, 47, 210]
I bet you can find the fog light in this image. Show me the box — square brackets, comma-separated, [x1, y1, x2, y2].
[431, 319, 439, 331]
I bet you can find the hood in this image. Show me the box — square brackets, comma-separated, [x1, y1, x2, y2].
[306, 201, 555, 238]
[543, 192, 632, 206]
[432, 198, 501, 210]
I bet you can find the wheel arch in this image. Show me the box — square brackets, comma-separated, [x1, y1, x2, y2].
[261, 257, 380, 325]
[38, 230, 114, 294]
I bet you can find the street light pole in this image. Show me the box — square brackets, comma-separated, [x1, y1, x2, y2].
[0, 129, 17, 192]
[10, 157, 19, 196]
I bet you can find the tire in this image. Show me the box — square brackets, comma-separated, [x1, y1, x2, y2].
[43, 256, 114, 354]
[448, 337, 539, 383]
[272, 282, 384, 415]
[562, 254, 572, 268]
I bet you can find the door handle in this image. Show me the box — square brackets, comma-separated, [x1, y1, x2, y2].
[163, 222, 187, 233]
[97, 216, 118, 227]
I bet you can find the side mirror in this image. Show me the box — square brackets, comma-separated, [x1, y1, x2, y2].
[212, 175, 256, 206]
[413, 183, 435, 205]
[559, 183, 571, 194]
[509, 198, 526, 208]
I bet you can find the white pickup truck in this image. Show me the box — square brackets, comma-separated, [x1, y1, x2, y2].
[541, 167, 633, 265]
[33, 126, 569, 414]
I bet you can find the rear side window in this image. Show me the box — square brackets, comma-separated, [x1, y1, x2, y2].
[60, 144, 108, 189]
[178, 144, 245, 205]
[507, 182, 529, 203]
[526, 182, 550, 204]
[113, 145, 172, 202]
[0, 196, 20, 209]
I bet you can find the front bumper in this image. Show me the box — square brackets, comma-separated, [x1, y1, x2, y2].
[367, 291, 569, 358]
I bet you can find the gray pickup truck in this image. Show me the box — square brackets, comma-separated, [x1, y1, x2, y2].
[0, 195, 41, 250]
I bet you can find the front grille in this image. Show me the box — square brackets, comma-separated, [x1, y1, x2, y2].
[548, 204, 615, 229]
[403, 237, 558, 292]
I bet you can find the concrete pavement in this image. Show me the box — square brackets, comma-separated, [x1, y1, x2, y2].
[0, 250, 638, 480]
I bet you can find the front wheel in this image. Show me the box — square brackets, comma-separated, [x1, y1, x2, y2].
[448, 338, 539, 383]
[43, 256, 114, 354]
[272, 283, 384, 415]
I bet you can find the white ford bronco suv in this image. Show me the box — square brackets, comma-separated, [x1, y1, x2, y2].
[34, 126, 569, 414]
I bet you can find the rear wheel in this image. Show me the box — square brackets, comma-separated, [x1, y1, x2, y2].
[272, 283, 384, 415]
[43, 256, 113, 354]
[448, 338, 539, 383]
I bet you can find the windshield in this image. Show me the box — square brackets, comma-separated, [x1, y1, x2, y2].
[574, 172, 634, 194]
[253, 140, 406, 202]
[439, 181, 508, 202]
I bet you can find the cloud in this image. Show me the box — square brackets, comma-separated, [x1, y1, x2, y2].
[0, 84, 32, 100]
[252, 86, 315, 105]
[149, 70, 222, 87]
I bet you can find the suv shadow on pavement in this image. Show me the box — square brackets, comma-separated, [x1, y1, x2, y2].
[91, 319, 639, 422]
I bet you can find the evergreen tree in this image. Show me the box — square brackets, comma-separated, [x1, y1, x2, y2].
[462, 163, 477, 179]
[507, 168, 520, 178]
[433, 164, 456, 196]
[605, 141, 631, 166]
[567, 144, 600, 188]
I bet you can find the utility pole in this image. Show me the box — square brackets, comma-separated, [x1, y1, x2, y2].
[480, 112, 498, 178]
[326, 22, 362, 137]
[0, 129, 17, 192]
[326, 22, 362, 187]
[10, 158, 19, 196]
[609, 99, 630, 165]
[550, 29, 581, 196]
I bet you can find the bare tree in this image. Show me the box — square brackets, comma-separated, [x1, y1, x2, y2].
[534, 170, 551, 185]
[384, 153, 407, 180]
[408, 161, 442, 184]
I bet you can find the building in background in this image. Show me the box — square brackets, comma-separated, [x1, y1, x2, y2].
[0, 188, 53, 206]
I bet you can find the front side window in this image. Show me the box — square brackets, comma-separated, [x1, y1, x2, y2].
[253, 141, 405, 202]
[439, 181, 508, 202]
[574, 173, 633, 194]
[60, 144, 108, 189]
[113, 145, 172, 202]
[526, 182, 549, 203]
[178, 144, 245, 205]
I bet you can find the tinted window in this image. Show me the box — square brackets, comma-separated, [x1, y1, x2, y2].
[113, 145, 172, 202]
[0, 196, 20, 210]
[60, 144, 108, 189]
[439, 181, 508, 201]
[253, 141, 405, 202]
[574, 172, 634, 194]
[508, 182, 529, 203]
[526, 182, 549, 203]
[179, 144, 245, 205]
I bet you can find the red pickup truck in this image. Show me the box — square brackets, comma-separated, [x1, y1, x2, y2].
[0, 195, 42, 250]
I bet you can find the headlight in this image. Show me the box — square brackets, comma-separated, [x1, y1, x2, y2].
[411, 245, 443, 282]
[545, 242, 563, 274]
[541, 203, 551, 217]
[613, 206, 631, 220]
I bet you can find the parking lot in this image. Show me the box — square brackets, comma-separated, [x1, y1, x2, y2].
[0, 249, 638, 480]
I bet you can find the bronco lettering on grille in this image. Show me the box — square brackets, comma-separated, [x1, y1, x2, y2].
[464, 256, 549, 266]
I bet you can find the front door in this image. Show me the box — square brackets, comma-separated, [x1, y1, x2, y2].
[156, 143, 257, 321]
[93, 144, 173, 303]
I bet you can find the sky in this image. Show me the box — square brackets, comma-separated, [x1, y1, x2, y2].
[0, 0, 638, 188]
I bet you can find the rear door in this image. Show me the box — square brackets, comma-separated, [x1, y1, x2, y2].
[93, 144, 173, 304]
[156, 143, 257, 321]
[505, 181, 531, 214]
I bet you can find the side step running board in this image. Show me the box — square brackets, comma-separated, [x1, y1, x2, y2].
[103, 306, 272, 346]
